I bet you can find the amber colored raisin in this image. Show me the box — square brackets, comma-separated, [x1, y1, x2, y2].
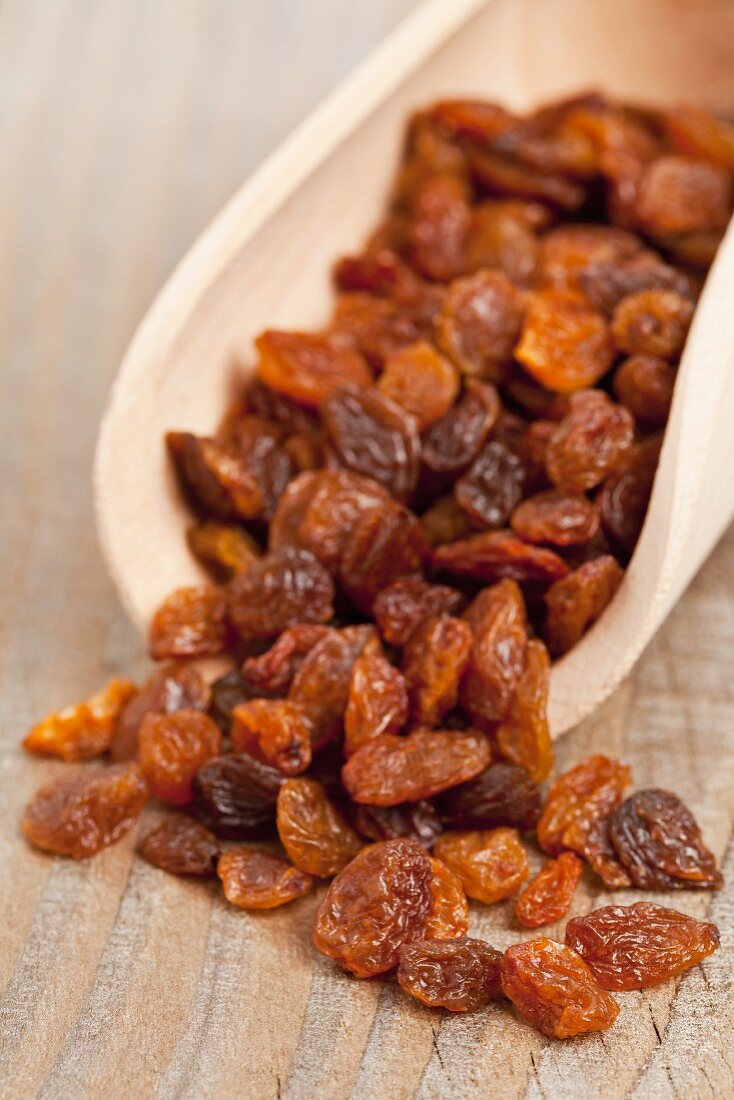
[227, 546, 334, 643]
[334, 247, 420, 297]
[332, 292, 431, 371]
[544, 555, 624, 656]
[437, 271, 524, 379]
[138, 710, 222, 807]
[289, 625, 375, 750]
[398, 937, 503, 1011]
[344, 645, 408, 755]
[256, 330, 372, 408]
[218, 846, 314, 909]
[515, 289, 614, 393]
[635, 155, 732, 238]
[342, 729, 491, 806]
[242, 625, 332, 696]
[226, 413, 295, 521]
[312, 837, 433, 977]
[139, 816, 219, 876]
[433, 827, 529, 904]
[112, 665, 210, 762]
[231, 699, 312, 776]
[611, 289, 694, 359]
[613, 355, 674, 427]
[192, 752, 282, 838]
[515, 852, 583, 929]
[460, 580, 527, 726]
[23, 764, 148, 859]
[600, 435, 661, 558]
[608, 789, 723, 890]
[373, 578, 466, 647]
[537, 755, 632, 857]
[321, 386, 421, 499]
[406, 173, 472, 282]
[402, 616, 473, 727]
[435, 530, 569, 586]
[546, 390, 634, 493]
[495, 639, 553, 782]
[149, 585, 229, 660]
[351, 801, 443, 850]
[511, 489, 599, 547]
[166, 432, 263, 521]
[422, 379, 500, 476]
[377, 341, 459, 431]
[420, 496, 475, 547]
[500, 938, 620, 1039]
[562, 812, 631, 889]
[538, 224, 643, 290]
[468, 147, 586, 210]
[207, 670, 251, 733]
[339, 502, 429, 614]
[663, 104, 734, 169]
[424, 857, 469, 939]
[455, 440, 526, 529]
[565, 902, 721, 990]
[579, 252, 693, 316]
[23, 679, 137, 762]
[276, 776, 362, 877]
[268, 471, 321, 550]
[186, 521, 261, 580]
[437, 763, 541, 831]
[296, 469, 392, 572]
[464, 200, 539, 285]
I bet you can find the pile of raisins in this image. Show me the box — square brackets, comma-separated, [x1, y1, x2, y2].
[21, 91, 730, 1040]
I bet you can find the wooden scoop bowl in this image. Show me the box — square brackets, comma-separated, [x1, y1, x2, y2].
[94, 0, 734, 737]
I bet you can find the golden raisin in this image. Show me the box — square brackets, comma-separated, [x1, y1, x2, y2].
[23, 679, 136, 762]
[218, 846, 314, 909]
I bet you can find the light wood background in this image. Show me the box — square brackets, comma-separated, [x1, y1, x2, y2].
[0, 2, 732, 1097]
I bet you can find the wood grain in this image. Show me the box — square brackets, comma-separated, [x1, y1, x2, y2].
[0, 2, 732, 1098]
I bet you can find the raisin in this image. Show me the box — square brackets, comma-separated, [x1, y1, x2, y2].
[634, 155, 732, 238]
[256, 330, 372, 408]
[537, 755, 632, 857]
[166, 432, 263, 521]
[600, 435, 661, 557]
[149, 585, 229, 660]
[424, 857, 469, 939]
[611, 289, 694, 359]
[437, 763, 541, 831]
[565, 902, 721, 990]
[186, 521, 261, 580]
[226, 414, 294, 521]
[138, 710, 222, 807]
[377, 341, 459, 430]
[289, 625, 375, 750]
[496, 639, 553, 782]
[321, 386, 421, 499]
[468, 147, 586, 210]
[538, 224, 643, 290]
[402, 616, 473, 727]
[112, 665, 209, 761]
[613, 355, 675, 426]
[231, 699, 312, 776]
[344, 645, 408, 755]
[579, 253, 693, 316]
[608, 789, 723, 890]
[460, 580, 527, 726]
[242, 625, 332, 696]
[139, 816, 219, 876]
[433, 827, 529, 904]
[23, 678, 137, 762]
[398, 937, 502, 1012]
[664, 105, 734, 170]
[511, 489, 599, 547]
[422, 379, 500, 476]
[373, 578, 466, 647]
[247, 379, 321, 436]
[437, 271, 524, 378]
[515, 852, 583, 928]
[312, 837, 432, 977]
[544, 555, 624, 656]
[23, 764, 148, 859]
[351, 801, 443, 850]
[455, 440, 526, 529]
[192, 752, 282, 839]
[420, 496, 475, 547]
[562, 812, 631, 889]
[334, 247, 420, 297]
[227, 546, 334, 643]
[339, 501, 429, 613]
[406, 173, 471, 281]
[342, 729, 491, 806]
[463, 200, 539, 285]
[546, 390, 634, 494]
[295, 469, 392, 572]
[435, 530, 569, 586]
[332, 292, 430, 370]
[515, 290, 614, 393]
[218, 846, 313, 909]
[500, 938, 620, 1039]
[276, 777, 362, 876]
[207, 670, 251, 734]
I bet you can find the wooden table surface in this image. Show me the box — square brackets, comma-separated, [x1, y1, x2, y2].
[1, 2, 733, 1097]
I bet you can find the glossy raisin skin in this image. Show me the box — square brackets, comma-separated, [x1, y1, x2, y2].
[537, 755, 632, 857]
[455, 439, 526, 529]
[138, 710, 222, 807]
[434, 530, 569, 586]
[422, 379, 500, 476]
[312, 838, 433, 977]
[425, 857, 469, 939]
[496, 639, 553, 783]
[192, 753, 282, 839]
[373, 579, 465, 647]
[218, 846, 314, 909]
[433, 827, 530, 904]
[289, 626, 375, 750]
[515, 290, 614, 393]
[24, 679, 136, 762]
[545, 391, 634, 493]
[460, 580, 527, 726]
[231, 699, 312, 776]
[186, 520, 261, 580]
[206, 671, 251, 734]
[149, 585, 229, 660]
[256, 330, 372, 408]
[608, 789, 723, 889]
[398, 937, 503, 1011]
[113, 666, 209, 762]
[500, 938, 620, 1039]
[544, 555, 624, 656]
[511, 490, 600, 547]
[276, 777, 362, 877]
[437, 763, 541, 831]
[377, 341, 459, 430]
[565, 902, 721, 990]
[344, 645, 408, 755]
[241, 625, 331, 696]
[227, 547, 334, 643]
[515, 853, 583, 929]
[23, 765, 148, 859]
[402, 616, 473, 727]
[139, 816, 219, 876]
[350, 801, 443, 850]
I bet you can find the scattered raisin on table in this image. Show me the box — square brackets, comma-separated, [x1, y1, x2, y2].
[433, 827, 530, 904]
[192, 752, 282, 839]
[138, 710, 222, 807]
[149, 585, 230, 660]
[437, 763, 541, 831]
[24, 678, 137, 762]
[139, 816, 219, 876]
[231, 699, 312, 776]
[537, 754, 632, 857]
[515, 852, 583, 928]
[398, 937, 503, 1011]
[113, 665, 209, 761]
[276, 776, 362, 877]
[424, 857, 470, 939]
[218, 846, 314, 909]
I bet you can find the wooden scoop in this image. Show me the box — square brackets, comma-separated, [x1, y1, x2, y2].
[94, 0, 734, 737]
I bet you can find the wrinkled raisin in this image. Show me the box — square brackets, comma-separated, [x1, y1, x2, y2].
[437, 763, 541, 831]
[460, 580, 527, 725]
[511, 489, 599, 546]
[231, 699, 312, 775]
[613, 355, 675, 426]
[339, 502, 429, 613]
[24, 679, 136, 762]
[515, 852, 583, 928]
[227, 546, 334, 643]
[113, 665, 209, 761]
[537, 755, 632, 857]
[544, 555, 624, 656]
[187, 521, 261, 580]
[373, 578, 466, 647]
[423, 379, 500, 475]
[611, 289, 694, 359]
[377, 341, 459, 430]
[455, 440, 526, 529]
[139, 816, 219, 876]
[289, 625, 375, 750]
[256, 330, 372, 408]
[149, 585, 229, 660]
[276, 776, 362, 876]
[344, 644, 408, 755]
[193, 752, 282, 838]
[402, 616, 473, 727]
[496, 639, 553, 782]
[424, 857, 469, 939]
[435, 530, 569, 585]
[437, 271, 524, 378]
[516, 290, 614, 393]
[138, 710, 221, 807]
[218, 846, 313, 909]
[351, 801, 443, 850]
[546, 390, 634, 493]
[242, 625, 332, 696]
[398, 937, 502, 1011]
[433, 827, 530, 903]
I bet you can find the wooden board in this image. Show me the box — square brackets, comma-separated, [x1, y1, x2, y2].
[0, 2, 732, 1097]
